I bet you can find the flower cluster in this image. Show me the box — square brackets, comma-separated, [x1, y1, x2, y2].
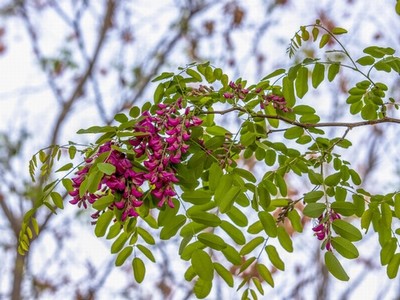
[223, 81, 249, 100]
[69, 99, 202, 221]
[312, 209, 341, 251]
[260, 94, 291, 112]
[130, 98, 202, 208]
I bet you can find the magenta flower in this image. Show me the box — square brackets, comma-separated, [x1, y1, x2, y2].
[69, 98, 203, 220]
[312, 209, 342, 251]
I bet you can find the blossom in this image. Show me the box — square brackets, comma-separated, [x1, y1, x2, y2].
[312, 209, 342, 251]
[261, 94, 291, 112]
[69, 98, 203, 221]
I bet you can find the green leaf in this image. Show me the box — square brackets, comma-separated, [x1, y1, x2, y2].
[387, 253, 400, 279]
[277, 226, 293, 252]
[114, 113, 128, 123]
[274, 173, 287, 197]
[56, 163, 73, 173]
[220, 220, 246, 245]
[226, 206, 248, 227]
[361, 209, 373, 233]
[94, 210, 114, 237]
[154, 83, 165, 104]
[160, 215, 186, 239]
[129, 106, 140, 118]
[182, 190, 212, 205]
[106, 222, 122, 240]
[191, 249, 214, 281]
[265, 245, 285, 271]
[381, 202, 393, 229]
[363, 46, 394, 58]
[332, 27, 348, 35]
[328, 63, 340, 82]
[361, 103, 377, 120]
[240, 237, 265, 255]
[356, 56, 375, 66]
[349, 169, 362, 185]
[325, 172, 341, 186]
[132, 257, 146, 283]
[258, 211, 277, 237]
[312, 63, 325, 88]
[295, 66, 309, 99]
[325, 251, 349, 281]
[319, 34, 330, 48]
[304, 190, 324, 203]
[332, 219, 362, 242]
[312, 27, 319, 41]
[282, 76, 296, 107]
[331, 202, 355, 216]
[214, 263, 234, 287]
[284, 127, 304, 139]
[256, 264, 274, 287]
[380, 238, 397, 266]
[111, 232, 129, 254]
[97, 163, 116, 175]
[115, 246, 133, 266]
[189, 211, 221, 227]
[248, 220, 263, 234]
[222, 245, 242, 265]
[288, 210, 303, 232]
[31, 218, 39, 236]
[136, 244, 156, 263]
[92, 194, 114, 211]
[50, 192, 64, 209]
[186, 68, 202, 81]
[239, 257, 256, 274]
[206, 125, 230, 136]
[151, 72, 174, 82]
[219, 186, 241, 213]
[62, 178, 73, 192]
[293, 105, 316, 115]
[331, 237, 359, 259]
[77, 125, 116, 134]
[214, 68, 223, 79]
[184, 265, 196, 281]
[303, 203, 326, 218]
[232, 168, 257, 183]
[353, 194, 365, 217]
[335, 187, 347, 202]
[194, 278, 212, 299]
[394, 194, 400, 218]
[137, 227, 156, 245]
[396, 0, 400, 15]
[198, 232, 227, 250]
[215, 174, 233, 203]
[180, 222, 207, 237]
[261, 68, 286, 81]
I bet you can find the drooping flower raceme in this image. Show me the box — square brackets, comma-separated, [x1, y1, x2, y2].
[69, 99, 202, 221]
[312, 209, 341, 251]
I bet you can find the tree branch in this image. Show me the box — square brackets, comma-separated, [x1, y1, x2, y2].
[201, 107, 400, 129]
[49, 0, 117, 146]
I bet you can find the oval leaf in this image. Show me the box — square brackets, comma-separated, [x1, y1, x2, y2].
[325, 251, 349, 281]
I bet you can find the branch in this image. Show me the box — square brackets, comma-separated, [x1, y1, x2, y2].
[0, 193, 19, 236]
[201, 107, 400, 129]
[49, 0, 117, 146]
[116, 1, 211, 116]
[19, 5, 64, 104]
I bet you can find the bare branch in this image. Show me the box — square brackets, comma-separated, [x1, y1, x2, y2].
[50, 0, 118, 146]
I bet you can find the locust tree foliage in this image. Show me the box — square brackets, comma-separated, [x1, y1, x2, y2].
[19, 21, 400, 299]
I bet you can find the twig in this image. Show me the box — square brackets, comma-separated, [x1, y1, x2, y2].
[201, 107, 400, 129]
